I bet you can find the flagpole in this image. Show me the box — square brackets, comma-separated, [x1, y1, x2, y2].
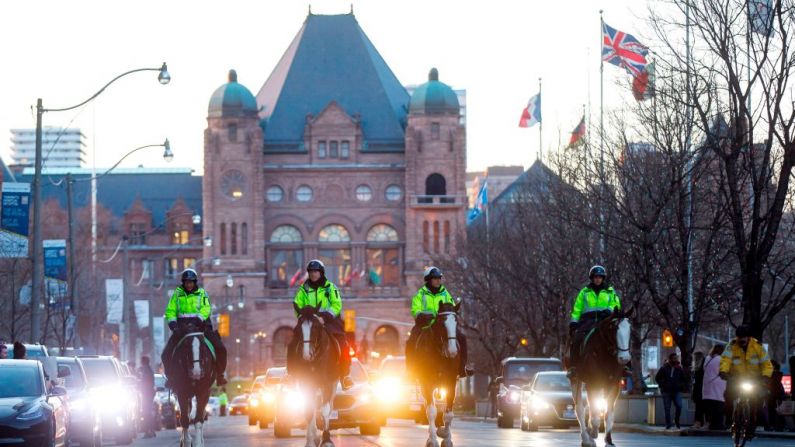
[538, 77, 543, 162]
[587, 46, 592, 158]
[598, 9, 606, 259]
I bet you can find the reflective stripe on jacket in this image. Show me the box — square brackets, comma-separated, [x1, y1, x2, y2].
[411, 285, 455, 319]
[164, 286, 211, 322]
[293, 280, 342, 317]
[719, 338, 773, 378]
[570, 285, 621, 322]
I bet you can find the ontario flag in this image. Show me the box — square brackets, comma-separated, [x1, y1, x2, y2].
[568, 116, 586, 147]
[519, 93, 541, 128]
[289, 268, 305, 287]
[602, 22, 649, 77]
[632, 62, 655, 101]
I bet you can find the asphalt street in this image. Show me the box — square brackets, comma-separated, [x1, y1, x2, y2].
[125, 415, 795, 447]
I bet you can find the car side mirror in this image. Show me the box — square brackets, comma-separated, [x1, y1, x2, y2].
[49, 386, 67, 397]
[57, 365, 71, 378]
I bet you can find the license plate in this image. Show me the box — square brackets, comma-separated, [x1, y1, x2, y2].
[563, 410, 575, 419]
[410, 404, 422, 412]
[329, 410, 339, 420]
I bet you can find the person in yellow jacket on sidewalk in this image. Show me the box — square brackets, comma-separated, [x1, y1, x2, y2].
[161, 268, 228, 387]
[719, 325, 773, 440]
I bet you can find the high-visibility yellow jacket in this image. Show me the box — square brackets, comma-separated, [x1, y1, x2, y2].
[719, 338, 773, 378]
[164, 286, 211, 323]
[293, 280, 342, 317]
[570, 285, 621, 322]
[411, 285, 455, 319]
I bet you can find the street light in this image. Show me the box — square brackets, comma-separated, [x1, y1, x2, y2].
[30, 63, 170, 342]
[254, 331, 267, 374]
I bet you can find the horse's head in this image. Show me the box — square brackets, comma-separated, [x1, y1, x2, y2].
[174, 327, 212, 383]
[599, 310, 632, 365]
[434, 302, 459, 359]
[296, 304, 323, 362]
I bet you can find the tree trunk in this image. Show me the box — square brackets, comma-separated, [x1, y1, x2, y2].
[630, 327, 645, 395]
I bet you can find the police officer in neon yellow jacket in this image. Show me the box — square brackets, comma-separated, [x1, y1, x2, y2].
[405, 266, 471, 378]
[567, 265, 621, 378]
[289, 259, 353, 390]
[161, 269, 228, 386]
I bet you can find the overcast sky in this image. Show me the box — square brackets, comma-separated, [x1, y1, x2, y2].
[0, 0, 660, 174]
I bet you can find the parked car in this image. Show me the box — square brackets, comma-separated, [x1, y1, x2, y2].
[373, 356, 444, 425]
[229, 394, 249, 415]
[153, 374, 176, 430]
[78, 355, 137, 445]
[0, 359, 69, 446]
[248, 367, 286, 428]
[273, 359, 381, 438]
[495, 357, 563, 428]
[4, 343, 49, 359]
[55, 356, 102, 446]
[207, 397, 220, 417]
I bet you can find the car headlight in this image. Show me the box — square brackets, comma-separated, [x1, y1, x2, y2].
[596, 397, 608, 412]
[262, 392, 275, 404]
[91, 386, 134, 411]
[286, 389, 306, 411]
[205, 405, 212, 413]
[17, 404, 44, 421]
[508, 390, 520, 403]
[531, 396, 549, 410]
[741, 381, 754, 393]
[70, 397, 89, 412]
[250, 398, 260, 407]
[375, 377, 402, 402]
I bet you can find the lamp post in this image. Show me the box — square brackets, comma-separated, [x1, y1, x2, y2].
[235, 338, 241, 378]
[254, 331, 267, 375]
[30, 63, 170, 342]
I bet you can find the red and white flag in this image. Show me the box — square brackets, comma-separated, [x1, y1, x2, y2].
[289, 268, 304, 287]
[519, 93, 541, 128]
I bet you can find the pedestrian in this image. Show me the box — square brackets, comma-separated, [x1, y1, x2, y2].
[790, 355, 795, 400]
[655, 352, 687, 429]
[0, 344, 7, 359]
[692, 351, 705, 429]
[12, 341, 26, 359]
[767, 360, 786, 432]
[138, 356, 156, 438]
[702, 344, 726, 430]
[218, 388, 228, 417]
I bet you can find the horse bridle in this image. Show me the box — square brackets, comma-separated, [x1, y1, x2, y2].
[299, 315, 323, 357]
[598, 318, 630, 353]
[437, 311, 459, 341]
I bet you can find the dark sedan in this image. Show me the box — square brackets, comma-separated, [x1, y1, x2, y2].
[56, 357, 102, 446]
[520, 371, 599, 431]
[0, 359, 68, 446]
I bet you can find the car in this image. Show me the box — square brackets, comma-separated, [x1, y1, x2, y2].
[228, 394, 249, 415]
[273, 358, 381, 438]
[207, 397, 221, 417]
[0, 359, 69, 446]
[153, 374, 177, 429]
[248, 367, 286, 428]
[372, 356, 444, 425]
[55, 356, 102, 447]
[78, 355, 137, 445]
[519, 371, 581, 431]
[495, 357, 563, 428]
[4, 343, 49, 359]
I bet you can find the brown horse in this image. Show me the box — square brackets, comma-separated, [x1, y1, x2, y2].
[569, 311, 631, 447]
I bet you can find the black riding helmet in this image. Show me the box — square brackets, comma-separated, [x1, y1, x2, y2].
[736, 325, 752, 338]
[424, 266, 443, 282]
[307, 259, 325, 274]
[181, 268, 198, 284]
[589, 265, 607, 279]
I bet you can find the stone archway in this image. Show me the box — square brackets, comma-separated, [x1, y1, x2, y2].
[373, 325, 400, 356]
[271, 326, 293, 366]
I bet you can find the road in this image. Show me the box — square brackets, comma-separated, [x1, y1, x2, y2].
[128, 415, 795, 446]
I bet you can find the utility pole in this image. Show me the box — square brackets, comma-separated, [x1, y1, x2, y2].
[30, 99, 44, 343]
[122, 235, 132, 361]
[66, 174, 78, 346]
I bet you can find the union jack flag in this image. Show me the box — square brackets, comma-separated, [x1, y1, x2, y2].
[602, 22, 649, 77]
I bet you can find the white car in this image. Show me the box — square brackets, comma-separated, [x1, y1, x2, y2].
[206, 397, 220, 417]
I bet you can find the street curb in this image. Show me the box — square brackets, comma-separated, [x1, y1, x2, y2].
[456, 417, 795, 440]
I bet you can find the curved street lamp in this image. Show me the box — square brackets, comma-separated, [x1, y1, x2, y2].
[30, 63, 170, 342]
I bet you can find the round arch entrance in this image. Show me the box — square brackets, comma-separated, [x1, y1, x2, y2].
[373, 325, 400, 357]
[271, 326, 293, 366]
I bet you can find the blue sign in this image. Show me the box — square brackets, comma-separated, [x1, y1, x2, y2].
[44, 239, 68, 307]
[0, 182, 31, 258]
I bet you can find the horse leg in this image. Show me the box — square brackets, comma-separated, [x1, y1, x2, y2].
[437, 377, 455, 444]
[193, 389, 209, 447]
[319, 393, 334, 447]
[573, 381, 594, 447]
[586, 388, 600, 441]
[305, 393, 318, 447]
[422, 382, 440, 447]
[177, 393, 192, 447]
[604, 385, 619, 447]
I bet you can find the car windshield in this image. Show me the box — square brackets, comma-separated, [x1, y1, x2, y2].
[534, 374, 572, 392]
[154, 375, 166, 389]
[57, 362, 86, 390]
[505, 362, 561, 382]
[266, 370, 286, 385]
[0, 366, 42, 397]
[380, 359, 405, 376]
[5, 345, 46, 359]
[80, 359, 119, 385]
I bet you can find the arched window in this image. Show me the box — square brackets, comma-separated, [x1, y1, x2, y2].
[366, 224, 399, 242]
[241, 223, 248, 255]
[220, 223, 227, 255]
[270, 225, 302, 243]
[231, 222, 238, 255]
[271, 326, 294, 364]
[318, 224, 351, 242]
[373, 325, 400, 356]
[425, 173, 447, 196]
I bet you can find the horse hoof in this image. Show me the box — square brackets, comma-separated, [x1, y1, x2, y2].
[436, 427, 449, 438]
[320, 442, 335, 447]
[441, 439, 454, 447]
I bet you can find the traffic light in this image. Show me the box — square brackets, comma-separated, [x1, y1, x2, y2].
[662, 329, 674, 347]
[520, 338, 528, 347]
[218, 313, 230, 337]
[344, 310, 356, 332]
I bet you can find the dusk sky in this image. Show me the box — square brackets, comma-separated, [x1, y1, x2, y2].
[0, 0, 657, 174]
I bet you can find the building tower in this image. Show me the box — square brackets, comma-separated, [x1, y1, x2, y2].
[203, 70, 265, 311]
[404, 68, 467, 290]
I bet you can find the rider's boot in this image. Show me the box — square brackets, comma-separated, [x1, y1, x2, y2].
[216, 372, 228, 386]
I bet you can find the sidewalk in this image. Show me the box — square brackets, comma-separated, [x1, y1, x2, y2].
[457, 416, 795, 440]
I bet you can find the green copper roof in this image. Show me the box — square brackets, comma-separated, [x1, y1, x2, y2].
[409, 68, 459, 115]
[208, 70, 259, 118]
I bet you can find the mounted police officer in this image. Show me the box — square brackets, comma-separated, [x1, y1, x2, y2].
[567, 265, 621, 379]
[405, 266, 472, 378]
[290, 259, 354, 390]
[161, 268, 228, 386]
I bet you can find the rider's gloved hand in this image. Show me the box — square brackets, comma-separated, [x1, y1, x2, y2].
[415, 314, 433, 327]
[318, 312, 335, 325]
[168, 321, 178, 332]
[568, 321, 578, 335]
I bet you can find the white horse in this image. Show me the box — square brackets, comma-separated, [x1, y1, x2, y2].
[570, 314, 631, 447]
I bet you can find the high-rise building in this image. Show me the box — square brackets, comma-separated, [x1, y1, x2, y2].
[10, 127, 86, 169]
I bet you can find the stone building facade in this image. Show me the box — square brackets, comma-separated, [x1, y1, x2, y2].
[199, 12, 466, 370]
